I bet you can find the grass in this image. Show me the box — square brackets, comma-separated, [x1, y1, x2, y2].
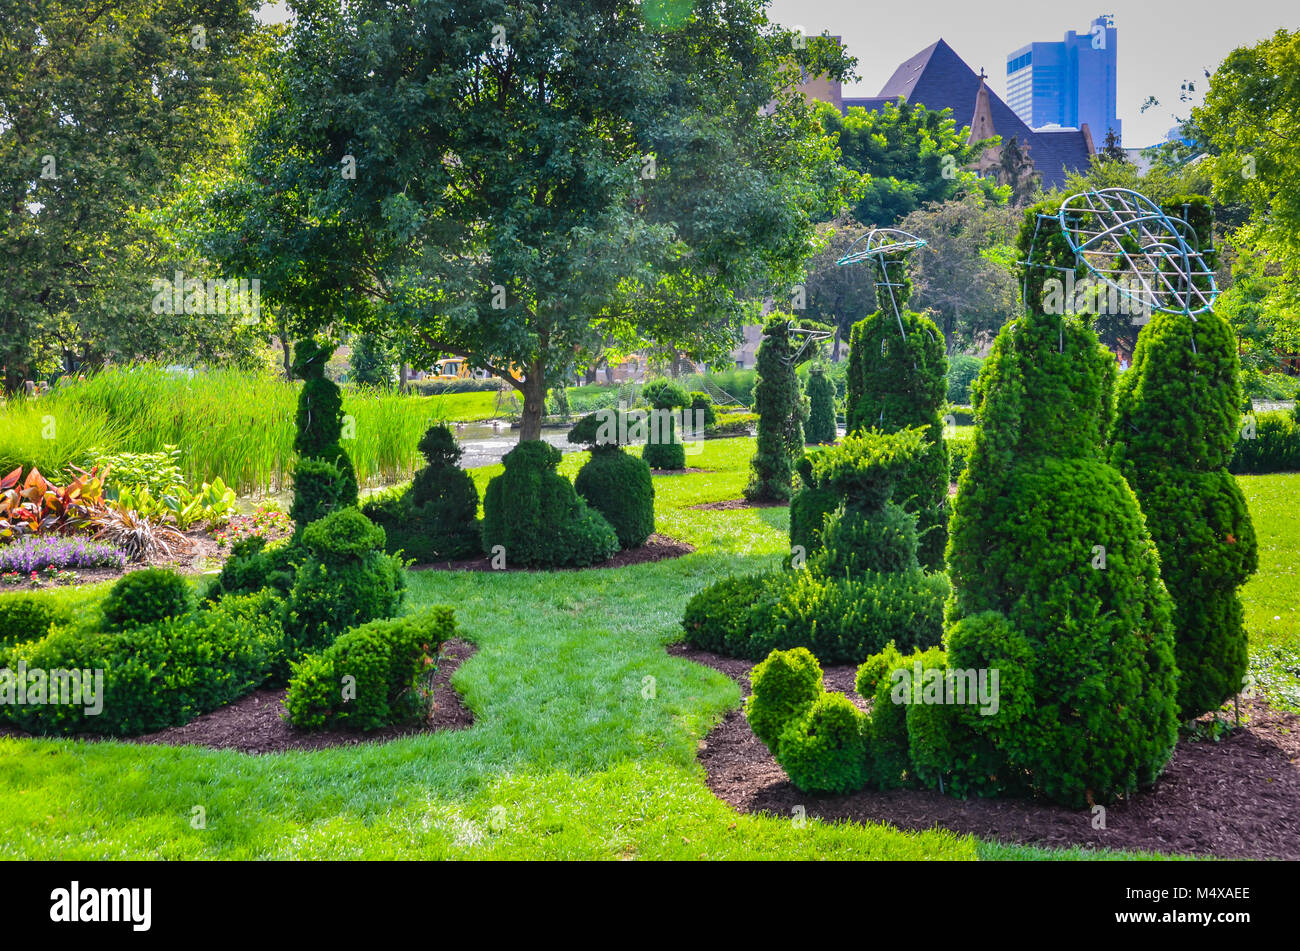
[0, 438, 1294, 859]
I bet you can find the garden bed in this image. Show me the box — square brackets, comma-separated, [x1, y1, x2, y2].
[410, 533, 694, 572]
[0, 639, 476, 754]
[672, 643, 1300, 860]
[688, 498, 788, 511]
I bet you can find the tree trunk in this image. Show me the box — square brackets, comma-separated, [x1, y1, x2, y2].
[280, 335, 293, 379]
[399, 362, 408, 392]
[517, 361, 546, 441]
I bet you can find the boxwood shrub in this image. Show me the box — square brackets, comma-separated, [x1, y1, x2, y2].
[285, 608, 455, 731]
[101, 568, 194, 631]
[0, 594, 72, 647]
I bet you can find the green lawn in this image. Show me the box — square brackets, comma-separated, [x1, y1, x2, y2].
[1, 439, 1295, 859]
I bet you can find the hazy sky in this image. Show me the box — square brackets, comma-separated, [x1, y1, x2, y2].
[764, 0, 1296, 146]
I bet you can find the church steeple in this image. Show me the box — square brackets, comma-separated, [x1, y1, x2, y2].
[968, 67, 995, 144]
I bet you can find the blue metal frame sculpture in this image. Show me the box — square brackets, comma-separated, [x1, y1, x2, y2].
[836, 227, 928, 340]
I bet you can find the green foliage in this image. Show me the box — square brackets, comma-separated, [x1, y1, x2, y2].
[641, 379, 690, 410]
[1230, 411, 1300, 474]
[688, 393, 718, 427]
[846, 307, 949, 569]
[775, 693, 868, 794]
[349, 333, 396, 387]
[1112, 301, 1258, 719]
[208, 536, 302, 601]
[290, 457, 355, 529]
[0, 595, 71, 646]
[641, 415, 688, 471]
[573, 447, 655, 549]
[291, 339, 358, 528]
[286, 508, 405, 664]
[941, 199, 1181, 805]
[788, 455, 839, 557]
[860, 645, 948, 789]
[745, 319, 805, 502]
[814, 502, 919, 576]
[285, 608, 455, 731]
[481, 441, 618, 568]
[744, 647, 823, 751]
[4, 590, 285, 736]
[364, 424, 479, 564]
[946, 356, 984, 404]
[90, 446, 186, 495]
[804, 365, 837, 444]
[100, 569, 194, 631]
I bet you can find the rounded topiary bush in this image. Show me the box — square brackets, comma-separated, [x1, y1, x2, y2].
[641, 379, 690, 410]
[481, 440, 619, 568]
[744, 646, 824, 751]
[0, 595, 71, 646]
[775, 692, 868, 794]
[286, 507, 405, 663]
[1111, 245, 1258, 721]
[813, 502, 918, 576]
[573, 446, 654, 549]
[640, 416, 687, 471]
[102, 568, 194, 631]
[689, 392, 718, 427]
[789, 454, 839, 559]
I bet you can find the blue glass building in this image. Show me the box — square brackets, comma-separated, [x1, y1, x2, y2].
[1006, 14, 1120, 145]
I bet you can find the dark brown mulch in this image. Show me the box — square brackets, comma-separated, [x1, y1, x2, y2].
[0, 639, 476, 754]
[410, 533, 694, 573]
[650, 467, 716, 476]
[670, 643, 1300, 860]
[688, 499, 787, 512]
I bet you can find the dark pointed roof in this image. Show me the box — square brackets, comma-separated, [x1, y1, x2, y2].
[844, 38, 1093, 188]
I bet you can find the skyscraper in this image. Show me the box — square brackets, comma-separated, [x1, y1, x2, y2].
[1006, 14, 1120, 145]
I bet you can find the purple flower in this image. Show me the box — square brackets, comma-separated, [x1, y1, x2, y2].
[0, 536, 127, 573]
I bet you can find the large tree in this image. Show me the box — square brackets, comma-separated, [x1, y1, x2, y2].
[196, 0, 854, 440]
[898, 191, 1020, 353]
[0, 0, 270, 388]
[814, 99, 1004, 227]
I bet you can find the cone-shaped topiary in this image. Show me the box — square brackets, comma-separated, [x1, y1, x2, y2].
[804, 364, 838, 444]
[291, 339, 358, 530]
[941, 198, 1180, 806]
[481, 440, 618, 568]
[745, 317, 805, 502]
[1110, 197, 1257, 720]
[845, 299, 948, 570]
[568, 412, 655, 549]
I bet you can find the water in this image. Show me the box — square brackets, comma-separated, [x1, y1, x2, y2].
[450, 422, 576, 468]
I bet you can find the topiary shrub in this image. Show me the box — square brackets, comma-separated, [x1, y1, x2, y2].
[940, 197, 1180, 806]
[207, 536, 303, 601]
[101, 568, 194, 631]
[4, 589, 285, 736]
[290, 338, 358, 530]
[640, 414, 687, 471]
[640, 379, 690, 410]
[285, 507, 405, 666]
[788, 454, 839, 558]
[285, 608, 454, 731]
[568, 414, 654, 549]
[481, 440, 618, 568]
[946, 354, 984, 404]
[363, 424, 479, 564]
[804, 364, 838, 444]
[0, 594, 71, 646]
[1111, 208, 1258, 720]
[1229, 410, 1300, 474]
[775, 692, 868, 794]
[744, 646, 824, 750]
[745, 317, 814, 501]
[845, 299, 949, 570]
[689, 392, 718, 427]
[860, 644, 947, 789]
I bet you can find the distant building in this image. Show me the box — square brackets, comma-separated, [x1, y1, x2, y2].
[1005, 15, 1120, 145]
[837, 38, 1094, 189]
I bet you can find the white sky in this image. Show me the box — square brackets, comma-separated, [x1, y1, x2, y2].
[255, 1, 1297, 147]
[765, 0, 1298, 147]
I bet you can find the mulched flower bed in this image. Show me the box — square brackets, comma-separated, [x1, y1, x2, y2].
[670, 643, 1300, 860]
[688, 499, 787, 511]
[650, 467, 716, 475]
[0, 639, 476, 754]
[410, 533, 694, 572]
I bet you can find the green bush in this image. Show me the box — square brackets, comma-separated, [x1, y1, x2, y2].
[946, 355, 983, 404]
[291, 339, 359, 528]
[745, 317, 809, 502]
[775, 692, 868, 794]
[804, 364, 838, 444]
[641, 379, 690, 410]
[0, 594, 71, 646]
[706, 412, 758, 437]
[681, 574, 766, 655]
[4, 590, 285, 736]
[689, 392, 718, 427]
[481, 440, 618, 568]
[285, 507, 405, 664]
[641, 414, 687, 470]
[945, 405, 975, 426]
[101, 568, 194, 631]
[789, 455, 839, 558]
[813, 502, 919, 576]
[1229, 410, 1300, 474]
[744, 646, 823, 750]
[860, 645, 947, 789]
[285, 608, 454, 730]
[941, 197, 1181, 806]
[364, 424, 479, 563]
[289, 457, 354, 528]
[208, 536, 303, 600]
[946, 431, 973, 482]
[573, 446, 655, 549]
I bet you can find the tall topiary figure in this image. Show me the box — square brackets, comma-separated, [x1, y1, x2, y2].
[291, 338, 358, 529]
[940, 199, 1179, 806]
[568, 411, 655, 549]
[845, 250, 949, 570]
[804, 364, 837, 444]
[745, 316, 808, 502]
[640, 379, 689, 471]
[1111, 197, 1258, 721]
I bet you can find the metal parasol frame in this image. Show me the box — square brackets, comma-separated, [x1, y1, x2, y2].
[836, 227, 928, 340]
